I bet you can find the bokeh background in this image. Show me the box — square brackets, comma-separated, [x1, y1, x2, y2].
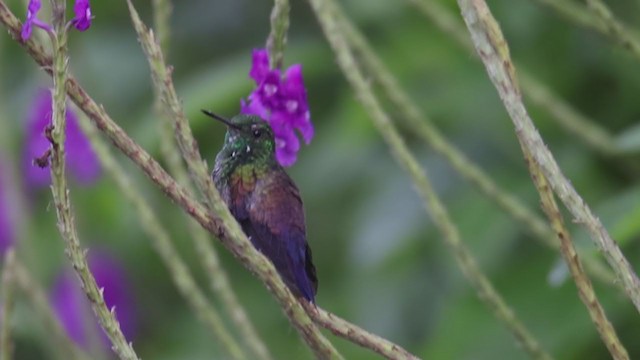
[1, 0, 640, 359]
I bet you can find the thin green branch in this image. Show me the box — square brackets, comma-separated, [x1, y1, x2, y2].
[12, 259, 89, 360]
[529, 0, 640, 61]
[584, 0, 640, 60]
[266, 0, 290, 69]
[47, 2, 139, 359]
[529, 0, 606, 33]
[456, 0, 640, 314]
[151, 0, 172, 56]
[125, 1, 341, 358]
[308, 0, 551, 358]
[1, 249, 16, 360]
[526, 155, 629, 360]
[410, 0, 618, 158]
[75, 111, 246, 360]
[150, 3, 270, 359]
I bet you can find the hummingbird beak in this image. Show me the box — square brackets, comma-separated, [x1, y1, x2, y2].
[201, 110, 241, 130]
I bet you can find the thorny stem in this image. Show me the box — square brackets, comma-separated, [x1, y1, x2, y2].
[125, 1, 341, 358]
[307, 0, 551, 358]
[526, 156, 629, 360]
[456, 0, 640, 314]
[12, 258, 89, 360]
[75, 111, 246, 360]
[266, 0, 290, 69]
[1, 2, 447, 359]
[150, 2, 271, 358]
[0, 249, 16, 360]
[47, 1, 139, 359]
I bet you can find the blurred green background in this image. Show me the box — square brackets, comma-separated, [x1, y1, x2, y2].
[1, 0, 640, 359]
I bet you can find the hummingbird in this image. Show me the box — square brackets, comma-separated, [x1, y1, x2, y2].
[204, 110, 318, 303]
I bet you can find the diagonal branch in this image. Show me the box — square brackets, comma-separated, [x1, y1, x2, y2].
[307, 0, 551, 358]
[75, 109, 246, 360]
[149, 1, 270, 359]
[455, 0, 640, 313]
[526, 156, 629, 360]
[124, 1, 341, 358]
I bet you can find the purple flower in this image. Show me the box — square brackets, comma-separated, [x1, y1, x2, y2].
[51, 250, 137, 349]
[0, 159, 15, 256]
[21, 0, 52, 41]
[23, 89, 101, 188]
[21, 0, 92, 41]
[71, 0, 92, 31]
[241, 49, 314, 167]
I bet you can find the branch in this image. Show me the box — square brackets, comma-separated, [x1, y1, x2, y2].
[407, 0, 617, 284]
[307, 0, 550, 358]
[304, 304, 419, 360]
[126, 1, 341, 358]
[530, 0, 640, 62]
[455, 0, 640, 313]
[150, 2, 270, 359]
[75, 109, 246, 360]
[584, 0, 640, 61]
[46, 1, 139, 358]
[266, 0, 290, 69]
[526, 156, 629, 360]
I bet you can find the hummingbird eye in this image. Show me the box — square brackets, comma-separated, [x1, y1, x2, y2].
[252, 129, 262, 138]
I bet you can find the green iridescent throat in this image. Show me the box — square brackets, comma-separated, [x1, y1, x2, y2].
[215, 115, 278, 180]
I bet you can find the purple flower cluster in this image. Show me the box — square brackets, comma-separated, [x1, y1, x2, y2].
[0, 159, 14, 256]
[24, 89, 100, 188]
[241, 49, 314, 166]
[51, 250, 137, 349]
[21, 0, 92, 41]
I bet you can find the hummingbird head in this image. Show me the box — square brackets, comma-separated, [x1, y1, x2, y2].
[203, 110, 277, 167]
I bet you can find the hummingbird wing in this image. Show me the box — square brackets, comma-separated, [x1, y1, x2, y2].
[245, 170, 318, 302]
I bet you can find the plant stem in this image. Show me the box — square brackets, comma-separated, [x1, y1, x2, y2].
[304, 304, 420, 360]
[404, 0, 617, 284]
[584, 0, 640, 61]
[151, 0, 172, 56]
[307, 0, 551, 358]
[530, 0, 640, 62]
[74, 110, 246, 360]
[12, 258, 89, 360]
[149, 2, 269, 358]
[456, 0, 640, 314]
[47, 2, 139, 359]
[267, 0, 290, 69]
[149, 3, 271, 358]
[0, 249, 16, 360]
[526, 155, 629, 360]
[125, 1, 341, 358]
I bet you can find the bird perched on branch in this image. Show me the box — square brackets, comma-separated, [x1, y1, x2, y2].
[206, 111, 318, 303]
